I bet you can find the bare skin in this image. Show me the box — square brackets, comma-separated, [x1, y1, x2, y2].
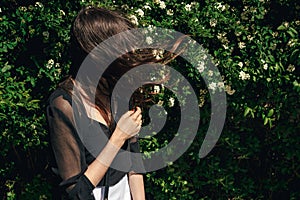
[83, 97, 145, 199]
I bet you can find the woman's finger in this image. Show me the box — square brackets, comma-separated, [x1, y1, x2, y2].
[124, 110, 134, 118]
[131, 107, 141, 119]
[136, 114, 142, 122]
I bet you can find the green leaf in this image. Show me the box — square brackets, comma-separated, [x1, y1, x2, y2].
[268, 55, 275, 63]
[288, 27, 298, 37]
[290, 49, 300, 63]
[267, 109, 274, 117]
[263, 117, 269, 125]
[277, 25, 286, 31]
[1, 63, 11, 73]
[287, 30, 295, 38]
[244, 107, 251, 117]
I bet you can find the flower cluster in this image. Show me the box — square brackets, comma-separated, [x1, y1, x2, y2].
[128, 14, 139, 25]
[239, 71, 251, 80]
[46, 59, 55, 69]
[154, 0, 166, 9]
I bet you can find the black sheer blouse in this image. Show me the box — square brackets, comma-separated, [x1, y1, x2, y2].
[46, 88, 145, 199]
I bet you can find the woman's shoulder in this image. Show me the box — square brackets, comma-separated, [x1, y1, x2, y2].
[48, 87, 71, 101]
[47, 87, 73, 113]
[48, 76, 74, 103]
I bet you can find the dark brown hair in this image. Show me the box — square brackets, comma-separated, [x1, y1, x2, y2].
[60, 6, 184, 129]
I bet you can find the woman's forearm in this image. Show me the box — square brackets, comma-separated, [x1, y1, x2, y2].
[129, 173, 146, 200]
[84, 108, 142, 187]
[84, 128, 126, 186]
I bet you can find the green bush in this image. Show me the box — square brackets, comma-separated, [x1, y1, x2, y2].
[1, 0, 299, 199]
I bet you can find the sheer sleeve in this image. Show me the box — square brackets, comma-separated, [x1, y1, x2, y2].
[47, 89, 95, 200]
[129, 137, 146, 174]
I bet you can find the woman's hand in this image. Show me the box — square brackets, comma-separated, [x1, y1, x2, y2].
[85, 107, 143, 186]
[113, 107, 142, 144]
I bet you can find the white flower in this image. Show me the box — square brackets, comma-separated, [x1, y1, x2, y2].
[31, 124, 36, 129]
[35, 2, 43, 7]
[188, 39, 197, 45]
[263, 63, 268, 70]
[60, 10, 65, 16]
[235, 31, 242, 37]
[225, 85, 236, 95]
[46, 59, 55, 69]
[217, 32, 229, 45]
[135, 8, 144, 17]
[209, 19, 217, 27]
[217, 33, 225, 40]
[208, 82, 217, 91]
[153, 49, 164, 59]
[148, 25, 154, 31]
[42, 31, 49, 38]
[159, 1, 166, 9]
[238, 42, 246, 49]
[19, 6, 27, 11]
[199, 97, 205, 107]
[144, 4, 152, 10]
[199, 89, 207, 95]
[168, 97, 175, 107]
[238, 62, 243, 68]
[287, 39, 297, 47]
[121, 4, 129, 10]
[158, 49, 164, 56]
[157, 100, 164, 106]
[272, 31, 278, 37]
[215, 2, 226, 11]
[222, 44, 229, 49]
[185, 4, 192, 11]
[150, 76, 157, 81]
[146, 36, 153, 44]
[153, 0, 161, 3]
[217, 82, 225, 88]
[54, 68, 62, 77]
[128, 14, 138, 25]
[247, 35, 254, 41]
[197, 61, 205, 73]
[0, 8, 2, 12]
[239, 71, 250, 80]
[153, 85, 160, 93]
[48, 59, 54, 65]
[167, 9, 174, 16]
[208, 70, 214, 77]
[287, 64, 295, 72]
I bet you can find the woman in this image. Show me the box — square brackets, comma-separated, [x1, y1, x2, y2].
[47, 6, 182, 200]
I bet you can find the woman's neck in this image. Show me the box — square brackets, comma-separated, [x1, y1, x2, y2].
[73, 80, 109, 126]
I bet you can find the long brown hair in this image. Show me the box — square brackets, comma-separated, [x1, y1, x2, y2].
[60, 6, 184, 129]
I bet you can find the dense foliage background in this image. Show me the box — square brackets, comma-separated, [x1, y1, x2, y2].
[1, 0, 299, 199]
